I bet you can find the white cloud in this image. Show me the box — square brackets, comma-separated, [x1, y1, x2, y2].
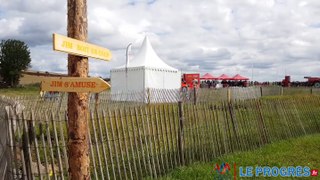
[0, 0, 320, 81]
[0, 17, 23, 37]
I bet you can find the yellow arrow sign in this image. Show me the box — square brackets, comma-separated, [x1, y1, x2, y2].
[41, 77, 110, 93]
[53, 33, 112, 61]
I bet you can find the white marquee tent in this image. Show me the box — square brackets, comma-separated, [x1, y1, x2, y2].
[110, 36, 181, 102]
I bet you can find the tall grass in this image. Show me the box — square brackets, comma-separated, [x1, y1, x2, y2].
[156, 133, 320, 180]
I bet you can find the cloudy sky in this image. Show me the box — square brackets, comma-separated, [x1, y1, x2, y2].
[1, 0, 319, 81]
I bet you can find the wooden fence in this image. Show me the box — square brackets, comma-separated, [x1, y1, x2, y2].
[4, 95, 320, 179]
[0, 116, 9, 180]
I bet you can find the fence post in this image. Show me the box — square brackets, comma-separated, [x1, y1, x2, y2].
[193, 88, 197, 105]
[3, 107, 12, 180]
[227, 88, 231, 102]
[56, 92, 65, 115]
[94, 93, 99, 113]
[260, 86, 263, 97]
[310, 88, 313, 94]
[256, 100, 269, 144]
[178, 101, 185, 165]
[147, 88, 151, 104]
[22, 115, 33, 180]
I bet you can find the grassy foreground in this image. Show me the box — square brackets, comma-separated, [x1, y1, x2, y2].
[0, 83, 40, 96]
[156, 134, 320, 179]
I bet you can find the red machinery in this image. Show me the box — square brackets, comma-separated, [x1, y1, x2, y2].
[182, 73, 200, 89]
[304, 77, 320, 87]
[282, 76, 291, 87]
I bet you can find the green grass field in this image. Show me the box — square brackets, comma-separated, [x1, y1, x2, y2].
[0, 83, 40, 96]
[156, 134, 320, 179]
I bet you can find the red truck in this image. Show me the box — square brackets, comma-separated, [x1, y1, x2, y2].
[282, 76, 291, 87]
[182, 73, 200, 89]
[304, 77, 320, 88]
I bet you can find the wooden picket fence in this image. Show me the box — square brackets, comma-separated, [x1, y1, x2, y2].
[4, 95, 320, 179]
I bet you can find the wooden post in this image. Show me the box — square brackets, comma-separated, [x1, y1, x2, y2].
[94, 93, 99, 113]
[56, 92, 65, 115]
[310, 88, 313, 94]
[260, 86, 263, 97]
[147, 88, 151, 104]
[280, 87, 283, 96]
[193, 88, 197, 105]
[227, 88, 231, 102]
[67, 0, 90, 179]
[178, 101, 185, 165]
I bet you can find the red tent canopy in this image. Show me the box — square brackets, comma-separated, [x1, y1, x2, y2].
[232, 74, 249, 80]
[200, 73, 217, 80]
[218, 74, 232, 80]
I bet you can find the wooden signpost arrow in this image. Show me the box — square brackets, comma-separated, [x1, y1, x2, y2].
[53, 33, 112, 61]
[41, 77, 110, 93]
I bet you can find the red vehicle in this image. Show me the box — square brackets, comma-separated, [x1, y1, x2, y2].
[282, 76, 291, 87]
[304, 77, 320, 87]
[182, 73, 200, 89]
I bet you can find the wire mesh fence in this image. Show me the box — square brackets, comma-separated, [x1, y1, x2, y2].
[1, 86, 319, 113]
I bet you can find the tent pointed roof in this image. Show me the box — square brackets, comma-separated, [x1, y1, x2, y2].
[114, 36, 177, 71]
[200, 73, 217, 80]
[232, 74, 249, 80]
[218, 74, 232, 80]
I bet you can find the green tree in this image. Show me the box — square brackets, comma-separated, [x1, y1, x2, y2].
[0, 39, 31, 87]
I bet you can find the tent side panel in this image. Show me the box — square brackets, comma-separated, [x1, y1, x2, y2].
[164, 70, 181, 89]
[145, 69, 181, 89]
[145, 69, 164, 89]
[145, 69, 181, 102]
[111, 69, 145, 101]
